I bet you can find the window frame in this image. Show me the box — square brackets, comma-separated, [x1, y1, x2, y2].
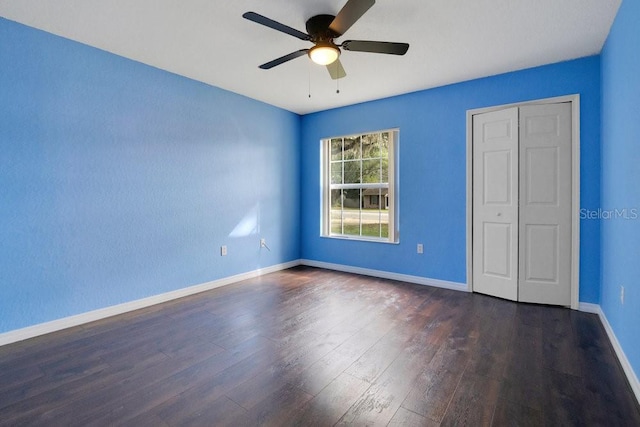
[321, 128, 399, 243]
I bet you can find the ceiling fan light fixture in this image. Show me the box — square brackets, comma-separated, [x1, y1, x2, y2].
[309, 44, 340, 65]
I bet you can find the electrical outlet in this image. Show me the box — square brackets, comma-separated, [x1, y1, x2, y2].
[221, 245, 227, 256]
[417, 243, 424, 254]
[621, 285, 625, 304]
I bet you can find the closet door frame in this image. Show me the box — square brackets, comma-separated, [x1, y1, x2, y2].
[465, 94, 581, 309]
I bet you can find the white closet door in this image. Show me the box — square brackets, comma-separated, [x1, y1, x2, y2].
[518, 103, 572, 305]
[472, 107, 519, 301]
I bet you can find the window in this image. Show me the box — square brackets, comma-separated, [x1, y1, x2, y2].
[321, 129, 398, 242]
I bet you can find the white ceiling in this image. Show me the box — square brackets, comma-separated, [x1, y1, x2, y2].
[0, 0, 621, 115]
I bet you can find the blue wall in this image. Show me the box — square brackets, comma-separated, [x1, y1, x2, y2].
[0, 18, 301, 333]
[601, 0, 640, 379]
[0, 13, 615, 337]
[301, 57, 602, 302]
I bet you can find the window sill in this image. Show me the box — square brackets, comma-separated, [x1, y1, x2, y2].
[321, 234, 400, 244]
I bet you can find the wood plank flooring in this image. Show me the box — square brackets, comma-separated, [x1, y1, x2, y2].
[1, 266, 639, 426]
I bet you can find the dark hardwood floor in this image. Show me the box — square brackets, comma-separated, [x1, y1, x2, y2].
[1, 266, 639, 426]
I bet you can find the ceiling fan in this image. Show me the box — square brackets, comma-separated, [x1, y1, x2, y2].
[242, 0, 409, 80]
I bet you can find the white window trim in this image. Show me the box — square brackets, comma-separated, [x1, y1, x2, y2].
[321, 128, 399, 243]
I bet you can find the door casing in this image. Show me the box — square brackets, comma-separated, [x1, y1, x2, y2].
[466, 94, 580, 309]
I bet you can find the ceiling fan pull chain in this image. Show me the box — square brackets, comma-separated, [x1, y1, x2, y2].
[336, 64, 340, 94]
[308, 61, 312, 98]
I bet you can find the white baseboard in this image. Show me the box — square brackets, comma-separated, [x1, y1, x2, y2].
[578, 302, 600, 314]
[0, 260, 301, 347]
[300, 259, 469, 292]
[579, 302, 640, 405]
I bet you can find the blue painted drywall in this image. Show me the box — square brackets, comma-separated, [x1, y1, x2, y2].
[0, 18, 301, 333]
[601, 0, 640, 378]
[301, 56, 602, 303]
[0, 14, 609, 336]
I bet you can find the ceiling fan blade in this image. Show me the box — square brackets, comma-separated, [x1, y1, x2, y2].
[326, 59, 347, 80]
[259, 49, 309, 70]
[329, 0, 375, 36]
[243, 12, 311, 41]
[342, 40, 409, 55]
